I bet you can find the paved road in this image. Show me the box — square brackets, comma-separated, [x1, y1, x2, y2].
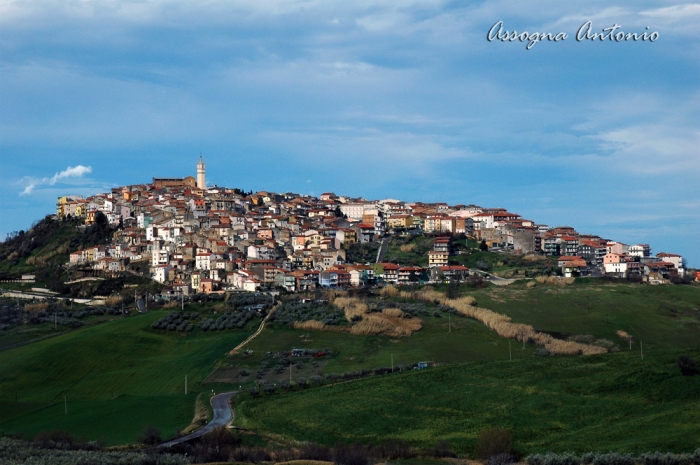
[471, 270, 518, 286]
[158, 391, 237, 448]
[376, 237, 389, 263]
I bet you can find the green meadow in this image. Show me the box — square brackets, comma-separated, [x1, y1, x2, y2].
[236, 347, 700, 456]
[1, 281, 698, 450]
[0, 311, 252, 445]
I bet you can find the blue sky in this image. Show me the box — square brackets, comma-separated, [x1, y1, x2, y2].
[1, 1, 699, 266]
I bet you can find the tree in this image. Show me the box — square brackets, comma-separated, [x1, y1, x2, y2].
[479, 240, 489, 251]
[474, 428, 512, 460]
[446, 280, 460, 299]
[137, 425, 161, 445]
[678, 355, 699, 376]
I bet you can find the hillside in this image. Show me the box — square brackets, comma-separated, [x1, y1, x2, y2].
[0, 311, 254, 445]
[236, 347, 700, 456]
[0, 214, 113, 279]
[0, 279, 698, 450]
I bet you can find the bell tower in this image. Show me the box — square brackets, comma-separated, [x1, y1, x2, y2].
[197, 156, 206, 189]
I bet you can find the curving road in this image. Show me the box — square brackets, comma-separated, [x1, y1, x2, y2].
[158, 391, 237, 448]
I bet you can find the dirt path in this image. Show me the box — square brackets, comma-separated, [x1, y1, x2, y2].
[229, 303, 279, 354]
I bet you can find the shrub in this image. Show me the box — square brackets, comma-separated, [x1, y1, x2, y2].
[474, 428, 512, 460]
[137, 425, 161, 445]
[678, 355, 700, 376]
[489, 452, 518, 465]
[334, 443, 373, 465]
[431, 440, 456, 458]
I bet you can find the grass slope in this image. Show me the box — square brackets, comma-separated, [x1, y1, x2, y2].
[0, 311, 252, 445]
[468, 281, 700, 349]
[236, 347, 700, 456]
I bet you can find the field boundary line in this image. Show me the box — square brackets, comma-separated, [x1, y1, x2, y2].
[0, 331, 68, 353]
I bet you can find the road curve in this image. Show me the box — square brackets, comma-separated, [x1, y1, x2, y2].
[158, 391, 237, 448]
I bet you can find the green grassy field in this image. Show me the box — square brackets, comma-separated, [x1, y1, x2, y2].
[0, 311, 252, 445]
[236, 347, 700, 456]
[230, 313, 531, 378]
[466, 280, 700, 350]
[228, 282, 700, 376]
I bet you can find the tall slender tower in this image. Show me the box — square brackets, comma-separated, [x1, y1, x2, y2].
[197, 156, 206, 189]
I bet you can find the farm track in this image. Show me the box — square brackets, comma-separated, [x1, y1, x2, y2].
[229, 303, 279, 354]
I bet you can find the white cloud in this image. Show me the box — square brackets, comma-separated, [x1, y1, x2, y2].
[640, 4, 700, 20]
[19, 165, 93, 196]
[50, 165, 92, 185]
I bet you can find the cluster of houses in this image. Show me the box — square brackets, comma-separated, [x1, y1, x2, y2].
[58, 160, 688, 294]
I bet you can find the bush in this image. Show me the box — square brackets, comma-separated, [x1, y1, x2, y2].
[137, 425, 161, 445]
[489, 452, 518, 465]
[678, 355, 699, 376]
[431, 440, 455, 458]
[334, 443, 373, 465]
[474, 428, 512, 460]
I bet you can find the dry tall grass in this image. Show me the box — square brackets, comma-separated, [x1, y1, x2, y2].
[181, 392, 211, 434]
[105, 295, 124, 306]
[292, 320, 348, 333]
[616, 330, 633, 341]
[349, 313, 422, 337]
[535, 276, 575, 286]
[379, 285, 399, 297]
[382, 308, 404, 318]
[334, 297, 369, 320]
[398, 290, 415, 300]
[527, 281, 537, 288]
[413, 289, 605, 355]
[400, 243, 416, 252]
[26, 243, 69, 266]
[24, 302, 49, 312]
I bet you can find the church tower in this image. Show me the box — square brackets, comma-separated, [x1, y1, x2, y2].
[197, 156, 206, 189]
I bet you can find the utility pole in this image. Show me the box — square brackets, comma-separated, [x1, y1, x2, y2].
[509, 341, 512, 361]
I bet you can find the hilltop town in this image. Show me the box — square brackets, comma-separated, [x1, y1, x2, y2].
[54, 158, 690, 295]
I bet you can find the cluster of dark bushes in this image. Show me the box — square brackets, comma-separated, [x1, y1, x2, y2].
[0, 305, 23, 331]
[0, 300, 128, 331]
[226, 292, 273, 307]
[169, 426, 457, 465]
[346, 242, 381, 263]
[0, 217, 79, 270]
[0, 433, 188, 465]
[271, 301, 346, 326]
[372, 300, 431, 317]
[526, 450, 700, 465]
[199, 310, 255, 331]
[151, 311, 196, 332]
